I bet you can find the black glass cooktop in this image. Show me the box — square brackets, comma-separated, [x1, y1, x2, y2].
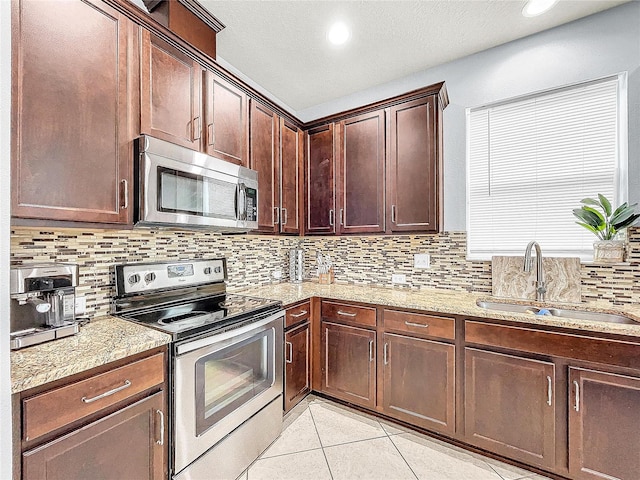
[121, 293, 281, 340]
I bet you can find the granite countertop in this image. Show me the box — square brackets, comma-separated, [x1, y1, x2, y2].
[235, 282, 640, 339]
[11, 315, 171, 394]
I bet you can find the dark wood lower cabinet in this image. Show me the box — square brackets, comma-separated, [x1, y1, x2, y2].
[22, 392, 165, 480]
[321, 321, 376, 408]
[381, 333, 455, 434]
[569, 367, 640, 480]
[464, 348, 556, 469]
[285, 322, 311, 412]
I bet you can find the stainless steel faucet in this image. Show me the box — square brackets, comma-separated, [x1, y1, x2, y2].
[523, 241, 546, 302]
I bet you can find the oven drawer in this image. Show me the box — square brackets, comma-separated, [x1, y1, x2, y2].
[321, 301, 376, 328]
[383, 309, 455, 341]
[23, 353, 164, 442]
[285, 301, 311, 328]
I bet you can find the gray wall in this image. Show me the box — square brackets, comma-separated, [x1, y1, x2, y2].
[297, 2, 640, 232]
[1, 0, 12, 476]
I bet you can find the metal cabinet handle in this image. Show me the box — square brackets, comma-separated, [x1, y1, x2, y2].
[383, 342, 389, 365]
[329, 209, 334, 226]
[405, 321, 429, 328]
[156, 409, 165, 445]
[369, 340, 374, 362]
[339, 209, 344, 226]
[547, 375, 552, 406]
[208, 123, 215, 146]
[193, 116, 201, 140]
[120, 179, 128, 209]
[337, 310, 357, 317]
[274, 207, 280, 226]
[573, 380, 580, 412]
[285, 341, 293, 363]
[281, 208, 288, 226]
[290, 310, 308, 318]
[81, 380, 131, 404]
[391, 204, 397, 224]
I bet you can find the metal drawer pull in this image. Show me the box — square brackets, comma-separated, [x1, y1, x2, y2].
[369, 340, 374, 362]
[81, 379, 131, 404]
[337, 310, 357, 317]
[329, 209, 334, 226]
[193, 116, 201, 140]
[208, 123, 215, 146]
[274, 207, 280, 225]
[573, 380, 580, 412]
[546, 376, 552, 406]
[290, 310, 308, 318]
[285, 341, 293, 363]
[391, 205, 397, 224]
[339, 209, 344, 226]
[405, 321, 429, 328]
[121, 179, 129, 209]
[282, 208, 288, 226]
[156, 409, 165, 445]
[383, 343, 389, 365]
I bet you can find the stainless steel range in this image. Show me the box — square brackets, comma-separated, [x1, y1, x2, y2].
[113, 258, 284, 480]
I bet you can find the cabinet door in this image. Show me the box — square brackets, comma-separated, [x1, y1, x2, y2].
[337, 110, 385, 233]
[569, 367, 640, 480]
[23, 392, 166, 480]
[387, 96, 439, 232]
[306, 124, 336, 234]
[382, 333, 455, 434]
[464, 348, 556, 468]
[280, 119, 304, 234]
[250, 100, 279, 233]
[204, 72, 248, 166]
[321, 321, 376, 408]
[284, 322, 311, 412]
[141, 31, 202, 150]
[11, 0, 137, 224]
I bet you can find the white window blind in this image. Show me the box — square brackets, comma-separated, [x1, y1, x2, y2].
[466, 75, 627, 261]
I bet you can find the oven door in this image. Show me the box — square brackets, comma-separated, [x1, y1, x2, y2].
[173, 311, 284, 474]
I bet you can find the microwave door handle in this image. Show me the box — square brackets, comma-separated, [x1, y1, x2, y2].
[237, 183, 247, 221]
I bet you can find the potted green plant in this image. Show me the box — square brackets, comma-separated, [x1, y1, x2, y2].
[572, 194, 640, 263]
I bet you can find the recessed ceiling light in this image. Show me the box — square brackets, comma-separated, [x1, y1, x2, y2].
[522, 0, 558, 17]
[327, 22, 351, 46]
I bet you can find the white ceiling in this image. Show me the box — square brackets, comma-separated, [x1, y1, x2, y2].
[201, 0, 630, 113]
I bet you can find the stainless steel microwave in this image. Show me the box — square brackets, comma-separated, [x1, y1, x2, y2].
[134, 135, 258, 231]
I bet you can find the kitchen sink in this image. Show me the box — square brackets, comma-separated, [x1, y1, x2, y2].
[476, 300, 640, 325]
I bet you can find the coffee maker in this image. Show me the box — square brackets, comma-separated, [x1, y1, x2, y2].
[10, 263, 79, 350]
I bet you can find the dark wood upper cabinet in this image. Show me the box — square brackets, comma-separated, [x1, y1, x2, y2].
[387, 95, 441, 233]
[141, 31, 203, 151]
[250, 100, 279, 233]
[336, 110, 385, 234]
[321, 321, 376, 409]
[569, 367, 640, 480]
[284, 321, 311, 413]
[11, 0, 138, 224]
[204, 71, 248, 166]
[464, 348, 556, 469]
[305, 124, 336, 235]
[280, 119, 304, 234]
[381, 333, 455, 435]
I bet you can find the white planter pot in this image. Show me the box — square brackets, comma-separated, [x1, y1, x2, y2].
[593, 240, 625, 263]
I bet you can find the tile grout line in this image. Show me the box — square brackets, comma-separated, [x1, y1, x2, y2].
[308, 402, 335, 480]
[387, 434, 420, 480]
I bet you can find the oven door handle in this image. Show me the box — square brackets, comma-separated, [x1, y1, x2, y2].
[175, 310, 284, 356]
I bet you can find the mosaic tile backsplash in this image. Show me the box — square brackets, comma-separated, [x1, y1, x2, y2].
[10, 227, 640, 317]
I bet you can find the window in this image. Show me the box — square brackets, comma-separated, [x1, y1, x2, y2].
[466, 74, 627, 261]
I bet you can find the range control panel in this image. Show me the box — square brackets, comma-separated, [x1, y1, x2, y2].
[115, 259, 226, 296]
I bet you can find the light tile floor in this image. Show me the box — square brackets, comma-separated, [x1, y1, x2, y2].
[236, 396, 553, 480]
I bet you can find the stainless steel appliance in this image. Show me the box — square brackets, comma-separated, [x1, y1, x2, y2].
[113, 258, 284, 480]
[10, 263, 79, 350]
[134, 135, 259, 231]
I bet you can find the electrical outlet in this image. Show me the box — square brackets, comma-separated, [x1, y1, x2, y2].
[414, 253, 431, 269]
[272, 269, 283, 280]
[75, 296, 86, 315]
[391, 274, 406, 284]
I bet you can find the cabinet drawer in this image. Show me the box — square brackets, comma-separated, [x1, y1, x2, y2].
[383, 310, 455, 340]
[23, 353, 164, 442]
[322, 301, 376, 328]
[285, 301, 311, 329]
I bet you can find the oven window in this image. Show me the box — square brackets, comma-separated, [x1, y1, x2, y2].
[194, 327, 274, 436]
[157, 167, 237, 219]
